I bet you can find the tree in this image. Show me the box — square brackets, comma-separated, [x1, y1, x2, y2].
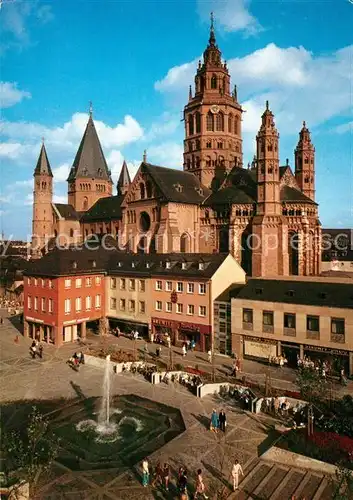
[296, 367, 329, 404]
[2, 406, 60, 498]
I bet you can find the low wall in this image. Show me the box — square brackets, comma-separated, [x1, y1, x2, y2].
[84, 355, 148, 373]
[262, 446, 338, 475]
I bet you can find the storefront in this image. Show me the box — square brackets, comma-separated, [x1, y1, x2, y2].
[242, 335, 278, 361]
[107, 317, 149, 338]
[303, 344, 350, 375]
[151, 318, 211, 352]
[281, 341, 300, 368]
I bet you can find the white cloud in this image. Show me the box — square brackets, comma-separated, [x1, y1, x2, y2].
[197, 0, 262, 35]
[53, 194, 67, 204]
[37, 5, 54, 24]
[0, 142, 37, 160]
[13, 179, 33, 188]
[147, 142, 184, 169]
[333, 121, 353, 134]
[0, 82, 31, 108]
[155, 59, 199, 94]
[52, 163, 70, 183]
[106, 150, 140, 185]
[145, 112, 182, 141]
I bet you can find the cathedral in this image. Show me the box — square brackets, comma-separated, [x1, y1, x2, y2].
[31, 19, 321, 277]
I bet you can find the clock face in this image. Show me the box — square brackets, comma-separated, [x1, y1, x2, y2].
[210, 105, 220, 114]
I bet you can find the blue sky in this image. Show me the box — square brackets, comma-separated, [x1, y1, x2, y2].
[0, 0, 352, 239]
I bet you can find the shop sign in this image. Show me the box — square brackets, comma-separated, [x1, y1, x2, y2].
[304, 344, 349, 356]
[152, 318, 174, 328]
[244, 335, 276, 345]
[180, 322, 200, 332]
[245, 339, 276, 359]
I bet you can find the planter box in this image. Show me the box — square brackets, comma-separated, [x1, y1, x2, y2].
[262, 446, 338, 475]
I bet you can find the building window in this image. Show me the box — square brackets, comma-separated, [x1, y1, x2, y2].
[187, 304, 194, 315]
[34, 297, 38, 311]
[156, 280, 162, 291]
[166, 281, 172, 292]
[41, 297, 45, 312]
[48, 279, 53, 289]
[129, 300, 135, 312]
[187, 283, 194, 294]
[76, 297, 82, 312]
[129, 279, 135, 291]
[331, 318, 345, 342]
[199, 283, 206, 295]
[284, 313, 296, 329]
[176, 303, 183, 314]
[86, 296, 91, 310]
[28, 277, 31, 286]
[111, 278, 117, 289]
[199, 305, 206, 317]
[110, 298, 117, 309]
[27, 296, 32, 309]
[139, 280, 145, 292]
[307, 315, 319, 332]
[166, 302, 172, 313]
[86, 277, 92, 287]
[177, 282, 183, 293]
[211, 74, 217, 89]
[95, 294, 101, 309]
[156, 300, 162, 311]
[64, 279, 71, 289]
[41, 279, 45, 287]
[242, 308, 253, 329]
[96, 276, 101, 285]
[120, 278, 126, 290]
[139, 301, 145, 314]
[76, 278, 82, 288]
[34, 278, 38, 286]
[64, 298, 71, 315]
[206, 112, 214, 131]
[216, 112, 224, 132]
[263, 311, 274, 333]
[48, 298, 53, 313]
[120, 298, 126, 311]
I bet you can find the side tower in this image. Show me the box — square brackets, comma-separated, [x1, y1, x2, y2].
[117, 160, 131, 196]
[67, 108, 113, 212]
[294, 121, 315, 201]
[31, 142, 53, 258]
[252, 102, 289, 276]
[183, 14, 243, 191]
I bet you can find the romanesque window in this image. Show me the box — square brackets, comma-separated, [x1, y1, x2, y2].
[206, 141, 212, 148]
[234, 116, 239, 135]
[206, 112, 214, 131]
[196, 157, 200, 167]
[140, 183, 145, 199]
[195, 112, 201, 133]
[268, 167, 273, 173]
[206, 157, 211, 167]
[305, 157, 309, 164]
[188, 115, 194, 135]
[228, 114, 233, 134]
[70, 229, 74, 237]
[211, 74, 217, 89]
[219, 156, 225, 166]
[305, 177, 309, 183]
[217, 142, 223, 149]
[267, 143, 273, 152]
[83, 197, 88, 210]
[216, 112, 224, 131]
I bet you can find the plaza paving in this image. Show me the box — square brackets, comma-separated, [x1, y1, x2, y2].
[0, 316, 341, 499]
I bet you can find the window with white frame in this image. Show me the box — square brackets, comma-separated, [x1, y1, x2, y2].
[166, 302, 172, 313]
[176, 303, 183, 314]
[111, 277, 117, 289]
[86, 296, 92, 310]
[156, 280, 162, 291]
[76, 278, 82, 288]
[41, 279, 45, 287]
[139, 301, 145, 313]
[48, 279, 53, 289]
[120, 298, 126, 310]
[187, 283, 194, 293]
[129, 299, 135, 312]
[41, 297, 45, 312]
[28, 277, 31, 286]
[199, 283, 206, 294]
[156, 300, 162, 311]
[86, 277, 92, 287]
[27, 296, 32, 309]
[139, 280, 145, 292]
[129, 279, 135, 291]
[110, 297, 117, 309]
[34, 278, 38, 286]
[95, 294, 101, 309]
[96, 276, 101, 285]
[199, 305, 206, 317]
[34, 297, 38, 310]
[64, 298, 71, 314]
[166, 281, 172, 292]
[177, 282, 183, 292]
[48, 298, 53, 313]
[64, 278, 71, 289]
[75, 297, 82, 312]
[120, 278, 126, 290]
[187, 304, 194, 315]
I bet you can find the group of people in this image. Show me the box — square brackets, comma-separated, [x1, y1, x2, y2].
[141, 457, 244, 497]
[269, 355, 288, 367]
[182, 339, 196, 356]
[30, 339, 43, 359]
[67, 351, 85, 369]
[210, 408, 227, 432]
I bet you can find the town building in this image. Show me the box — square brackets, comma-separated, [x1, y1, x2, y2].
[321, 228, 353, 273]
[231, 276, 353, 376]
[30, 19, 321, 278]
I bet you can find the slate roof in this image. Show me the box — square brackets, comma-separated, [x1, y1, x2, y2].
[142, 163, 211, 204]
[281, 185, 316, 204]
[67, 115, 112, 183]
[235, 278, 353, 309]
[80, 195, 124, 223]
[54, 203, 80, 221]
[34, 144, 53, 177]
[117, 160, 131, 194]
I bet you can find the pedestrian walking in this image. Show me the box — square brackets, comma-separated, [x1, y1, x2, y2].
[182, 344, 187, 357]
[179, 468, 188, 497]
[30, 340, 36, 359]
[210, 409, 219, 432]
[151, 461, 162, 487]
[219, 409, 226, 432]
[162, 463, 170, 491]
[194, 469, 208, 499]
[142, 458, 149, 487]
[207, 350, 212, 363]
[38, 343, 43, 359]
[231, 459, 244, 491]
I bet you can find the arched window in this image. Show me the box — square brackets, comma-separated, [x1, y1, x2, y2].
[196, 157, 200, 167]
[206, 112, 214, 131]
[200, 76, 205, 92]
[70, 229, 74, 237]
[186, 158, 191, 169]
[146, 181, 152, 198]
[228, 114, 233, 134]
[83, 197, 88, 210]
[180, 233, 190, 252]
[206, 156, 211, 167]
[140, 182, 145, 199]
[234, 116, 239, 135]
[211, 74, 217, 89]
[188, 115, 194, 135]
[195, 112, 201, 133]
[216, 112, 224, 131]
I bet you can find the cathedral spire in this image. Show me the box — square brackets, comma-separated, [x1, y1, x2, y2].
[34, 142, 53, 177]
[295, 120, 315, 201]
[209, 11, 216, 47]
[117, 160, 131, 196]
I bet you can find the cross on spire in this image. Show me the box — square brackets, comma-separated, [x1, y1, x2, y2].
[89, 101, 93, 117]
[209, 11, 216, 46]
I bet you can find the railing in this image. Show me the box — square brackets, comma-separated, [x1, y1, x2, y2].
[262, 325, 274, 334]
[306, 331, 320, 340]
[284, 327, 296, 337]
[330, 333, 345, 344]
[242, 321, 253, 331]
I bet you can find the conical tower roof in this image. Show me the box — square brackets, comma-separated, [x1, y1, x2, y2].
[67, 114, 112, 183]
[34, 143, 53, 177]
[117, 160, 131, 195]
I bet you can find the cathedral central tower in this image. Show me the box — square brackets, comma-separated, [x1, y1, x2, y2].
[183, 14, 243, 191]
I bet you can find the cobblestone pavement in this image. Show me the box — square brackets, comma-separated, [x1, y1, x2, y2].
[0, 317, 340, 499]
